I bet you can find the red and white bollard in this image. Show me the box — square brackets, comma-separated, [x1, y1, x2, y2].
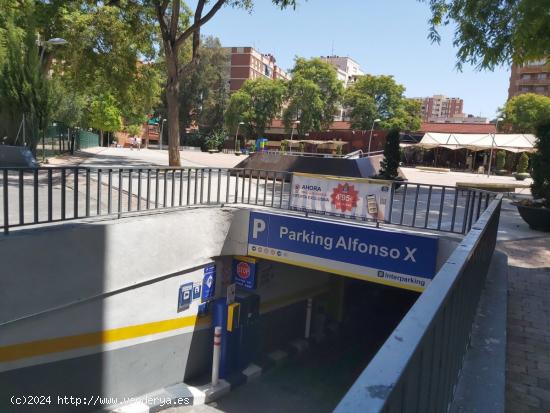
[212, 326, 222, 386]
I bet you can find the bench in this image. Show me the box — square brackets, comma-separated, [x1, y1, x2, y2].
[455, 182, 530, 193]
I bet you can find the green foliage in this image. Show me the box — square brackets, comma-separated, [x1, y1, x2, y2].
[225, 78, 287, 138]
[344, 75, 421, 131]
[0, 19, 54, 151]
[89, 93, 122, 133]
[379, 128, 401, 179]
[283, 58, 344, 135]
[496, 150, 506, 170]
[280, 140, 288, 152]
[126, 124, 143, 137]
[502, 94, 550, 133]
[517, 152, 529, 174]
[205, 129, 226, 151]
[183, 132, 205, 148]
[299, 142, 305, 153]
[531, 121, 550, 206]
[424, 0, 550, 69]
[179, 37, 230, 134]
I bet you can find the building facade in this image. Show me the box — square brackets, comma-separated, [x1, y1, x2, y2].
[319, 55, 365, 87]
[508, 60, 550, 99]
[319, 56, 365, 120]
[226, 47, 290, 92]
[412, 95, 464, 121]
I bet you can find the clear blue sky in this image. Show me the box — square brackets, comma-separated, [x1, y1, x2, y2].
[196, 0, 510, 119]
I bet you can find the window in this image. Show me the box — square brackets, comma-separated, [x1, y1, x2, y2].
[521, 86, 531, 92]
[521, 73, 531, 80]
[537, 73, 548, 80]
[535, 86, 547, 93]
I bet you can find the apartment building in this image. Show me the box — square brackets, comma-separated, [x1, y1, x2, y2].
[320, 55, 365, 87]
[508, 59, 550, 99]
[226, 47, 290, 92]
[412, 95, 464, 121]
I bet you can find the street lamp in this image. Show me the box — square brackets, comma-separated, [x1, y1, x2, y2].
[487, 117, 504, 177]
[39, 37, 68, 64]
[235, 122, 244, 153]
[289, 120, 300, 152]
[367, 118, 381, 155]
[159, 118, 167, 151]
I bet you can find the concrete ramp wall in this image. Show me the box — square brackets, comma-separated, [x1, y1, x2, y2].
[0, 207, 457, 412]
[235, 152, 383, 178]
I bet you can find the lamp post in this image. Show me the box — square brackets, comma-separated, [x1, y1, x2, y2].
[367, 118, 381, 155]
[37, 37, 67, 162]
[235, 121, 244, 153]
[289, 120, 300, 152]
[487, 117, 504, 177]
[159, 118, 167, 151]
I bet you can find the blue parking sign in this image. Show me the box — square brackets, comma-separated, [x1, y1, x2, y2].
[201, 264, 216, 302]
[193, 284, 201, 299]
[178, 282, 193, 312]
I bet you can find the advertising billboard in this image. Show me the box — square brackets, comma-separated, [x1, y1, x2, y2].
[290, 172, 392, 221]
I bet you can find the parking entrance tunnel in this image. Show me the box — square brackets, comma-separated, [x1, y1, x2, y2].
[208, 255, 421, 412]
[205, 210, 451, 411]
[0, 207, 455, 413]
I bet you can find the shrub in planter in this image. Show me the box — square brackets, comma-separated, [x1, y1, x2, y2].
[299, 142, 305, 153]
[514, 120, 550, 231]
[376, 128, 401, 180]
[234, 140, 241, 155]
[205, 130, 225, 152]
[515, 152, 530, 181]
[495, 150, 507, 175]
[280, 140, 288, 153]
[531, 121, 550, 206]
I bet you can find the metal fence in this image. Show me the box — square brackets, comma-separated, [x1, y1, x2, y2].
[0, 166, 495, 235]
[334, 194, 502, 413]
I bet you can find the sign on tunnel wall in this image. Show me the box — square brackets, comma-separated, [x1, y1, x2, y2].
[247, 212, 438, 292]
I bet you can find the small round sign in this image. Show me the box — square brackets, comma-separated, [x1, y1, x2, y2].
[236, 262, 250, 279]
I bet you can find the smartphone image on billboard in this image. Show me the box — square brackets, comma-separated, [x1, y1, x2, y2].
[367, 194, 378, 216]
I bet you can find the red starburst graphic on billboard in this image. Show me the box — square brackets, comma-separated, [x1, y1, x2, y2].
[330, 183, 359, 212]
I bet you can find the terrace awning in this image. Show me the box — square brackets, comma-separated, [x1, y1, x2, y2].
[417, 133, 536, 153]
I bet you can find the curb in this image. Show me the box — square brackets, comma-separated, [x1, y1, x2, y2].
[102, 330, 332, 413]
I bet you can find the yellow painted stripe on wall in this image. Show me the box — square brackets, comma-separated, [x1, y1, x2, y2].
[1, 287, 333, 364]
[0, 315, 211, 363]
[248, 251, 426, 293]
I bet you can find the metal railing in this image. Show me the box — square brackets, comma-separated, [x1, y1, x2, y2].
[0, 166, 494, 235]
[334, 194, 503, 413]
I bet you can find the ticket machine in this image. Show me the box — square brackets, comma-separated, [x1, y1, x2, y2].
[212, 292, 260, 378]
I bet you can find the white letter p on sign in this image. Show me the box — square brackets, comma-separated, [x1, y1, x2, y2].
[252, 218, 266, 239]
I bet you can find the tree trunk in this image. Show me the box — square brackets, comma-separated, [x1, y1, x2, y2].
[165, 52, 181, 167]
[166, 85, 181, 166]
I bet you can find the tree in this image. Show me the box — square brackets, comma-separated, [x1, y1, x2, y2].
[424, 0, 550, 69]
[501, 93, 550, 133]
[89, 93, 123, 146]
[179, 36, 230, 134]
[531, 121, 550, 206]
[344, 75, 422, 131]
[283, 57, 344, 135]
[378, 128, 401, 179]
[225, 78, 287, 138]
[0, 21, 54, 152]
[150, 0, 298, 166]
[1, 1, 162, 138]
